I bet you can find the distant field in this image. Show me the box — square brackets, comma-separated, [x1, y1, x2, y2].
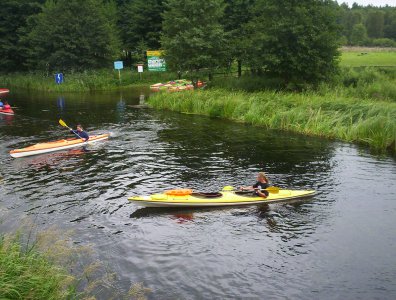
[340, 48, 396, 67]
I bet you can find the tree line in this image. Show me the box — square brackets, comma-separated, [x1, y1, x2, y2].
[0, 0, 395, 86]
[338, 2, 396, 46]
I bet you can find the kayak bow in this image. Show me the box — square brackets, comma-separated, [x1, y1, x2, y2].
[10, 134, 109, 158]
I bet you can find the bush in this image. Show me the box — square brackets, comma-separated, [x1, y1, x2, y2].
[369, 38, 396, 48]
[210, 75, 283, 92]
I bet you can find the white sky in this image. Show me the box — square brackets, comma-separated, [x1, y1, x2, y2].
[340, 0, 396, 7]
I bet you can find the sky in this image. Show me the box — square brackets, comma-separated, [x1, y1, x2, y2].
[341, 0, 396, 7]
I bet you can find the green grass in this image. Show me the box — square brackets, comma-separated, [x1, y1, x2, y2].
[210, 67, 396, 102]
[340, 51, 396, 67]
[0, 69, 178, 92]
[0, 228, 151, 299]
[0, 233, 76, 299]
[148, 89, 396, 153]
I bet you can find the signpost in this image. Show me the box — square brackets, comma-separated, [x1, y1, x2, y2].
[137, 64, 144, 80]
[114, 61, 124, 83]
[55, 73, 64, 84]
[147, 50, 166, 72]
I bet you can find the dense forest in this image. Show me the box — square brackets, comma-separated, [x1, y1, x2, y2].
[1, 0, 395, 84]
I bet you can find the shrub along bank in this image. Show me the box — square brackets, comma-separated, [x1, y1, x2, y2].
[148, 89, 396, 153]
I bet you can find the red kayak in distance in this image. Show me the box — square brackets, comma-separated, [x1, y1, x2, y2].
[0, 89, 10, 97]
[0, 108, 14, 115]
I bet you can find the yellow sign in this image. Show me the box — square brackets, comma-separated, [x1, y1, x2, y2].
[146, 50, 163, 57]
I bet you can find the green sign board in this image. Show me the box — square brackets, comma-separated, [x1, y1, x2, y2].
[147, 50, 166, 72]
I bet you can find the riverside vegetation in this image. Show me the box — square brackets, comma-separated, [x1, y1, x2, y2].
[1, 55, 395, 153]
[0, 226, 151, 300]
[1, 48, 395, 92]
[149, 67, 396, 153]
[0, 70, 178, 92]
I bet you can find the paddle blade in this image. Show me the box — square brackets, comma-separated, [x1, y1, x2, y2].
[222, 186, 234, 191]
[59, 119, 68, 128]
[266, 186, 280, 193]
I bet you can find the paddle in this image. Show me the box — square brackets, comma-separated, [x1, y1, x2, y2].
[222, 185, 280, 195]
[235, 186, 280, 194]
[259, 186, 279, 193]
[59, 119, 82, 139]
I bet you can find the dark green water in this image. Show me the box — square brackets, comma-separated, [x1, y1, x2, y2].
[1, 89, 396, 299]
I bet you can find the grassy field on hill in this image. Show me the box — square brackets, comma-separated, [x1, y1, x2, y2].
[340, 47, 396, 67]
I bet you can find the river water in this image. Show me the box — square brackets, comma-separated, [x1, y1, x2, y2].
[1, 89, 395, 299]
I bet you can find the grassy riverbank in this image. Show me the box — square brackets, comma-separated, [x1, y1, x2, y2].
[0, 228, 150, 299]
[0, 69, 177, 92]
[149, 89, 396, 152]
[1, 48, 394, 93]
[0, 233, 76, 299]
[211, 67, 396, 101]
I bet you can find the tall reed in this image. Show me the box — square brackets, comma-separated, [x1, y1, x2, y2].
[149, 89, 396, 152]
[0, 227, 151, 299]
[0, 233, 76, 299]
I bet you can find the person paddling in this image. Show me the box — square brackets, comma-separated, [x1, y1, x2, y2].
[3, 101, 11, 110]
[70, 124, 89, 141]
[240, 172, 270, 198]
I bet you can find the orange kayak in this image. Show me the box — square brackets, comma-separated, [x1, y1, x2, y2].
[10, 134, 109, 158]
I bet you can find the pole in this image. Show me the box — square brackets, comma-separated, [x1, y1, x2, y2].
[118, 69, 121, 83]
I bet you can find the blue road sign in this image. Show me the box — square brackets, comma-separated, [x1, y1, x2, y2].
[55, 73, 64, 84]
[114, 61, 124, 70]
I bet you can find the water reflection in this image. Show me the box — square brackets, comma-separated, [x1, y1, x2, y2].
[0, 113, 14, 125]
[57, 96, 66, 112]
[14, 148, 90, 170]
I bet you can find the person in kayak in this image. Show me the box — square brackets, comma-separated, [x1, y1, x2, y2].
[240, 172, 270, 197]
[3, 101, 11, 110]
[70, 124, 89, 141]
[0, 100, 3, 110]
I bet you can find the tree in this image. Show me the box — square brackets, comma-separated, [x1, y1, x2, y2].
[222, 0, 255, 77]
[25, 0, 120, 71]
[0, 0, 43, 72]
[350, 23, 368, 45]
[344, 11, 363, 43]
[384, 11, 396, 40]
[366, 11, 385, 38]
[161, 0, 227, 81]
[118, 0, 164, 55]
[246, 0, 341, 87]
[118, 0, 164, 66]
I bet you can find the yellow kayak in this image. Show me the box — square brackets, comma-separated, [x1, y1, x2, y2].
[128, 187, 315, 208]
